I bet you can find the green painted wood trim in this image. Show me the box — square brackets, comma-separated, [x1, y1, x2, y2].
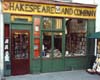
[52, 18, 54, 58]
[11, 24, 32, 30]
[52, 32, 54, 58]
[11, 19, 32, 24]
[30, 20, 34, 74]
[40, 16, 43, 72]
[31, 59, 41, 73]
[41, 30, 64, 32]
[42, 59, 53, 73]
[11, 22, 32, 24]
[87, 19, 95, 35]
[52, 58, 65, 71]
[62, 18, 65, 58]
[31, 55, 95, 73]
[87, 20, 95, 55]
[4, 13, 11, 23]
[64, 56, 94, 70]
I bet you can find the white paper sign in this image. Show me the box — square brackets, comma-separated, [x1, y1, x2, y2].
[5, 45, 8, 49]
[5, 51, 9, 61]
[5, 39, 9, 44]
[35, 26, 39, 31]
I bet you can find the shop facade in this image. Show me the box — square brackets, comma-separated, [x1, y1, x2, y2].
[2, 0, 96, 76]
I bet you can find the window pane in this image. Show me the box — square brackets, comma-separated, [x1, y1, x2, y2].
[12, 32, 29, 59]
[42, 32, 52, 58]
[65, 19, 87, 56]
[53, 32, 62, 58]
[43, 17, 52, 29]
[54, 18, 62, 30]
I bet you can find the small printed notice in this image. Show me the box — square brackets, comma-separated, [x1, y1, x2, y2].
[35, 26, 39, 31]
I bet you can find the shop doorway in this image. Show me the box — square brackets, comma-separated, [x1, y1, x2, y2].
[11, 29, 30, 75]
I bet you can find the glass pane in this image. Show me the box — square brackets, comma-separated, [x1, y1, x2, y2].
[43, 17, 52, 29]
[42, 32, 52, 58]
[53, 32, 62, 58]
[54, 18, 62, 30]
[65, 19, 87, 56]
[12, 32, 29, 59]
[67, 19, 87, 33]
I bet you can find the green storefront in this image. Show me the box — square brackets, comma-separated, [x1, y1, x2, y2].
[3, 0, 96, 76]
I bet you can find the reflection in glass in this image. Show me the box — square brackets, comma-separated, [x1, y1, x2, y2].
[53, 33, 62, 58]
[42, 32, 62, 58]
[54, 18, 62, 29]
[12, 32, 29, 59]
[65, 19, 87, 56]
[43, 17, 52, 29]
[42, 32, 51, 58]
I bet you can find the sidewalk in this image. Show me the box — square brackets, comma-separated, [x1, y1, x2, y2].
[2, 70, 100, 80]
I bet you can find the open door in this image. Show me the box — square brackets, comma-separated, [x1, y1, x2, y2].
[11, 30, 30, 75]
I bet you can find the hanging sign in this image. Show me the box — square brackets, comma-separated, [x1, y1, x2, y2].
[2, 2, 96, 19]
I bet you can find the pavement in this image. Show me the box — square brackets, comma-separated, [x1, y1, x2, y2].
[0, 70, 100, 80]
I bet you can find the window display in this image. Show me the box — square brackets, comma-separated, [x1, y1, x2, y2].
[42, 32, 62, 58]
[12, 32, 29, 59]
[65, 19, 87, 56]
[53, 34, 62, 58]
[42, 17, 63, 58]
[42, 33, 51, 58]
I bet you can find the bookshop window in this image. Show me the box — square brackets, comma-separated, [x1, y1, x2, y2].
[41, 17, 63, 58]
[42, 32, 62, 58]
[53, 32, 62, 58]
[42, 32, 52, 58]
[65, 19, 87, 56]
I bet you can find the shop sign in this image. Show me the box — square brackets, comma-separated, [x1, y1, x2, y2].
[2, 2, 96, 19]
